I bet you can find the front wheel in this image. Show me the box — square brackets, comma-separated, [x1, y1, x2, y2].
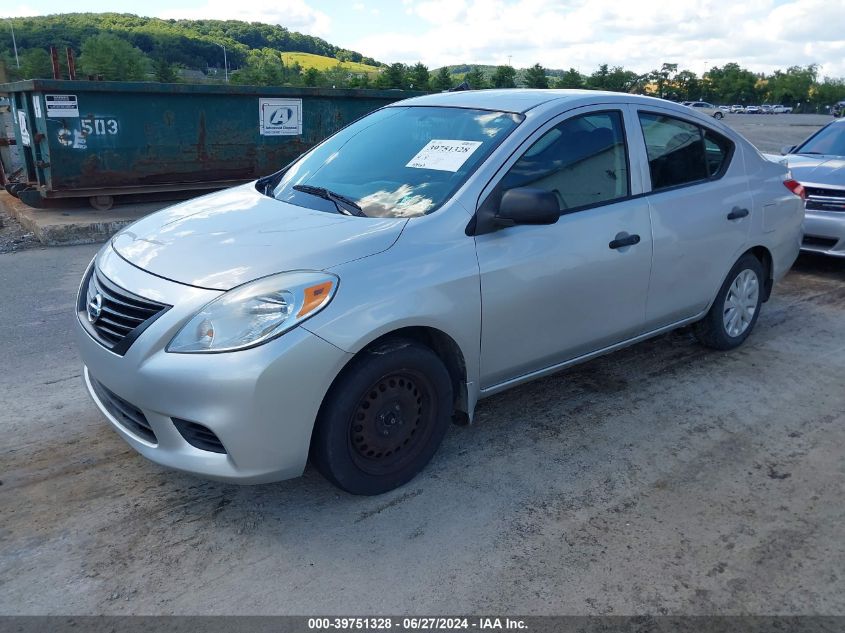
[311, 340, 453, 495]
[714, 111, 724, 119]
[695, 254, 765, 350]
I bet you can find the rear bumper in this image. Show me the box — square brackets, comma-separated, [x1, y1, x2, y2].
[802, 211, 845, 258]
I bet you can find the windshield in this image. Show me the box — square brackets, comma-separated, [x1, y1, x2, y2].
[796, 123, 845, 156]
[272, 106, 523, 218]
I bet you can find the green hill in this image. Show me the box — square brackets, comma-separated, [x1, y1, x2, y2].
[281, 52, 380, 75]
[0, 13, 381, 78]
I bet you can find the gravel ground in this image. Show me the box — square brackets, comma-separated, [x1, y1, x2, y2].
[0, 204, 40, 254]
[1, 244, 844, 615]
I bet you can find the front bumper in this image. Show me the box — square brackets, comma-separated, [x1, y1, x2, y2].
[76, 246, 352, 484]
[802, 210, 845, 258]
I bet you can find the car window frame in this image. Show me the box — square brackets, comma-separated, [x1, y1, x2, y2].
[473, 106, 635, 224]
[635, 109, 736, 195]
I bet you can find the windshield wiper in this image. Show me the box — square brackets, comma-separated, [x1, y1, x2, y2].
[292, 184, 367, 217]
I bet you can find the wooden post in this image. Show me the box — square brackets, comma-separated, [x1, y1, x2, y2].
[50, 46, 61, 80]
[66, 47, 77, 80]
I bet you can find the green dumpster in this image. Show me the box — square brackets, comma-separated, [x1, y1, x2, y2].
[0, 80, 419, 209]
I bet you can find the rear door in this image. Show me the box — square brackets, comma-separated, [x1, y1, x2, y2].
[632, 108, 752, 329]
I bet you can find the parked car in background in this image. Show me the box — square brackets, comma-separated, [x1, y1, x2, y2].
[772, 105, 793, 114]
[832, 101, 844, 118]
[75, 90, 804, 494]
[746, 105, 762, 114]
[681, 101, 693, 107]
[730, 105, 746, 113]
[718, 106, 730, 113]
[689, 101, 724, 119]
[761, 105, 774, 115]
[775, 118, 845, 258]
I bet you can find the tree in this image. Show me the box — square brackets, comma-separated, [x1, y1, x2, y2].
[376, 62, 406, 89]
[431, 66, 452, 91]
[702, 62, 759, 104]
[524, 63, 549, 88]
[464, 66, 486, 89]
[648, 62, 677, 97]
[587, 64, 640, 93]
[555, 68, 584, 89]
[231, 48, 289, 86]
[79, 34, 149, 81]
[324, 63, 350, 88]
[767, 65, 817, 106]
[302, 67, 320, 87]
[18, 48, 54, 79]
[491, 65, 516, 88]
[408, 62, 430, 90]
[153, 57, 177, 82]
[671, 70, 700, 101]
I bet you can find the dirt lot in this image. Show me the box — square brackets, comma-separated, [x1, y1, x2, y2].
[1, 114, 843, 616]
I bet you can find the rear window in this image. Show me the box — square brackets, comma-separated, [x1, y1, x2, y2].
[638, 112, 733, 191]
[795, 122, 845, 156]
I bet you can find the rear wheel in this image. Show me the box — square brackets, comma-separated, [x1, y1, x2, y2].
[714, 111, 724, 119]
[695, 254, 764, 350]
[311, 340, 453, 495]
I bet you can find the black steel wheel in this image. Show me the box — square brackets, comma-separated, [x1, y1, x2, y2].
[311, 339, 453, 495]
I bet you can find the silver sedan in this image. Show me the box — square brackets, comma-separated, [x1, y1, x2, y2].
[777, 118, 845, 257]
[76, 90, 803, 495]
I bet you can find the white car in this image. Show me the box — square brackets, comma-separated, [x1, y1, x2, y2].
[689, 102, 724, 119]
[772, 105, 793, 114]
[730, 105, 745, 113]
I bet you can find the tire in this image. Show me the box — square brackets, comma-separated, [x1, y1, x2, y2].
[695, 254, 765, 350]
[714, 111, 724, 119]
[311, 339, 454, 495]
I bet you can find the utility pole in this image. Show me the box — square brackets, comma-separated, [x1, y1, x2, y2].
[217, 43, 228, 83]
[9, 19, 20, 69]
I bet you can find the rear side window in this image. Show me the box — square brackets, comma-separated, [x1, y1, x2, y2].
[638, 113, 732, 192]
[498, 110, 630, 211]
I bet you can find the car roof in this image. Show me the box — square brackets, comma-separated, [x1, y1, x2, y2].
[391, 89, 647, 114]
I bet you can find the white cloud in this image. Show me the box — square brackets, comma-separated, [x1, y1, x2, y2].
[0, 5, 39, 17]
[345, 0, 845, 77]
[159, 0, 331, 36]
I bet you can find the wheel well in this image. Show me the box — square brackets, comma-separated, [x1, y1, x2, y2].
[746, 245, 774, 301]
[359, 327, 469, 418]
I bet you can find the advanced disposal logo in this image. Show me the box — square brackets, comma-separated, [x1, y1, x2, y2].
[259, 98, 303, 136]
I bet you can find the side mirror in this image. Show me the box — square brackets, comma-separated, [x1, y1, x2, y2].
[781, 145, 796, 156]
[494, 187, 560, 227]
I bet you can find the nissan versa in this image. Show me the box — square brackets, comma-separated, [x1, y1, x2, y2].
[76, 90, 804, 495]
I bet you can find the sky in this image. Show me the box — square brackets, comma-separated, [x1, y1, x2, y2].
[2, 0, 845, 77]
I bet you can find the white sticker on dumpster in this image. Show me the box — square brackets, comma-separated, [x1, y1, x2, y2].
[406, 140, 483, 172]
[259, 98, 302, 136]
[17, 111, 31, 146]
[45, 94, 80, 118]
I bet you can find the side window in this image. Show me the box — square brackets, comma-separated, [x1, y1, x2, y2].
[638, 112, 733, 191]
[499, 111, 629, 211]
[703, 129, 731, 176]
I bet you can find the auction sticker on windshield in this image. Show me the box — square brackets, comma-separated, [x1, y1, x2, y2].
[406, 139, 483, 172]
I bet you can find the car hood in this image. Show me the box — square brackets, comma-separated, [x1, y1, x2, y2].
[111, 184, 408, 290]
[783, 154, 845, 185]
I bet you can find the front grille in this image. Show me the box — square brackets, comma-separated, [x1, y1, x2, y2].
[90, 377, 157, 444]
[804, 186, 845, 212]
[172, 419, 227, 454]
[803, 235, 839, 249]
[79, 268, 170, 355]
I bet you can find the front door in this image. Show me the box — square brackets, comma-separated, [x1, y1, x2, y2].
[475, 107, 653, 389]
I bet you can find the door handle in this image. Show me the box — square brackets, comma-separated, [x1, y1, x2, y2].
[609, 233, 641, 249]
[727, 206, 749, 220]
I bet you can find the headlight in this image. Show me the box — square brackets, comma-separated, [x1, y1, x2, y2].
[167, 271, 338, 353]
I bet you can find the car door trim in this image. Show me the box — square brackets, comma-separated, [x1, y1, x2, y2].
[478, 309, 707, 398]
